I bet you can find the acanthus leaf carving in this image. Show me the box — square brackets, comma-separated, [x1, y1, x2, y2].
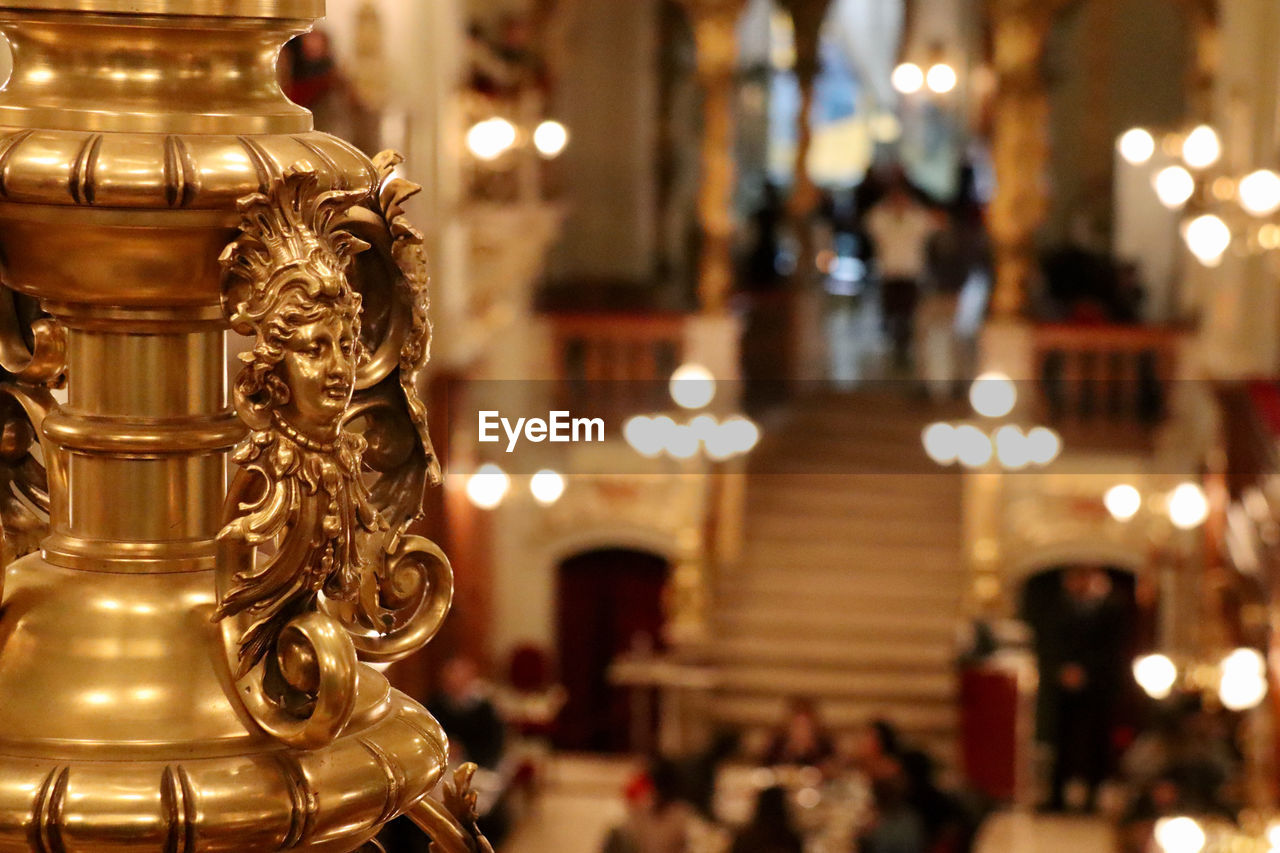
[0, 286, 65, 577]
[214, 158, 452, 749]
[407, 763, 496, 853]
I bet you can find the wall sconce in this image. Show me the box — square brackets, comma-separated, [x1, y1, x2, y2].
[923, 374, 1061, 470]
[466, 117, 569, 162]
[464, 464, 568, 510]
[1132, 647, 1268, 711]
[1116, 123, 1280, 267]
[892, 60, 958, 95]
[624, 365, 760, 463]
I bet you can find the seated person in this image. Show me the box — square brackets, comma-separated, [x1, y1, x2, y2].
[763, 697, 835, 769]
[428, 656, 505, 769]
[729, 786, 803, 853]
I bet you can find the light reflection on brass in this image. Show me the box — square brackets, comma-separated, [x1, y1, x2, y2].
[0, 1, 483, 850]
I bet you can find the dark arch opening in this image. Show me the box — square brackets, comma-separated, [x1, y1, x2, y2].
[554, 547, 671, 752]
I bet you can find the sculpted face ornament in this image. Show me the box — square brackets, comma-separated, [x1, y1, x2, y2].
[215, 162, 454, 751]
[278, 314, 357, 440]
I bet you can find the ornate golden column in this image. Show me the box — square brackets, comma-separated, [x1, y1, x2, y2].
[680, 0, 746, 313]
[779, 0, 830, 229]
[985, 0, 1220, 317]
[0, 2, 483, 851]
[986, 0, 1053, 318]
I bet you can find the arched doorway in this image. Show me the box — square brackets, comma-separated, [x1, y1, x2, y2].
[554, 548, 670, 752]
[1019, 564, 1147, 809]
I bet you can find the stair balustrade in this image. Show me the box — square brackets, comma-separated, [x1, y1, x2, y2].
[1031, 323, 1188, 447]
[544, 311, 689, 420]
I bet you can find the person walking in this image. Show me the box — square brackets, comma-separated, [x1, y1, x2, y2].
[866, 175, 937, 371]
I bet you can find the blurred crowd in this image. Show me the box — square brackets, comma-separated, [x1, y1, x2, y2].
[600, 700, 986, 853]
[370, 634, 1248, 853]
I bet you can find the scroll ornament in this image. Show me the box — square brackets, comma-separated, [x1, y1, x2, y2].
[214, 158, 452, 749]
[0, 287, 65, 579]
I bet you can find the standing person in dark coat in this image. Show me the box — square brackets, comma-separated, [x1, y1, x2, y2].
[1037, 566, 1128, 812]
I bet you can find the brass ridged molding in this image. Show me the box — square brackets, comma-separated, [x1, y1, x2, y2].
[0, 2, 485, 851]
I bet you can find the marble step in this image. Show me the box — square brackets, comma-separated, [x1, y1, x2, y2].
[714, 664, 954, 702]
[706, 635, 956, 671]
[749, 454, 945, 476]
[714, 606, 960, 642]
[745, 476, 962, 513]
[710, 692, 956, 735]
[720, 574, 964, 609]
[742, 510, 960, 543]
[729, 546, 965, 581]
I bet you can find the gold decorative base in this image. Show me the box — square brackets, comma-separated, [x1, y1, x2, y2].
[0, 556, 446, 851]
[0, 2, 482, 851]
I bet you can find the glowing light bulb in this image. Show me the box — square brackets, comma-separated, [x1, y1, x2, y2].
[689, 414, 719, 443]
[624, 416, 662, 457]
[665, 423, 699, 459]
[647, 415, 677, 457]
[1025, 427, 1061, 466]
[704, 421, 739, 461]
[533, 120, 569, 158]
[891, 63, 924, 95]
[465, 463, 509, 509]
[1181, 125, 1221, 170]
[925, 63, 957, 94]
[1167, 482, 1208, 530]
[719, 416, 760, 457]
[1153, 816, 1205, 853]
[1117, 128, 1155, 165]
[955, 425, 993, 468]
[969, 372, 1017, 418]
[993, 424, 1030, 470]
[1260, 224, 1280, 250]
[529, 469, 566, 505]
[1222, 647, 1266, 676]
[466, 117, 517, 161]
[1153, 166, 1195, 209]
[1133, 654, 1178, 700]
[1184, 214, 1231, 267]
[1104, 484, 1142, 521]
[1239, 169, 1280, 217]
[922, 422, 958, 465]
[669, 363, 716, 410]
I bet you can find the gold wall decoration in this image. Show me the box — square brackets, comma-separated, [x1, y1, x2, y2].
[986, 0, 1219, 317]
[0, 1, 482, 850]
[679, 0, 748, 313]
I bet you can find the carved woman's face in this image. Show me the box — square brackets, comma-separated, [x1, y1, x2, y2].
[277, 314, 356, 439]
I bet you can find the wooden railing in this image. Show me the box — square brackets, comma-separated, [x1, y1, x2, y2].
[1031, 323, 1187, 440]
[544, 311, 688, 418]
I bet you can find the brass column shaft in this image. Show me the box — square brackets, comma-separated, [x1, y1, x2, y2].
[42, 321, 238, 570]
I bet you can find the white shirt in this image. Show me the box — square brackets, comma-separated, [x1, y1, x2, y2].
[867, 202, 934, 279]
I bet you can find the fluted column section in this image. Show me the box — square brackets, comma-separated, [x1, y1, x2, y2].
[987, 0, 1053, 318]
[681, 0, 747, 313]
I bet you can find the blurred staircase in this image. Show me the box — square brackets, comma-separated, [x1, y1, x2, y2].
[707, 390, 967, 761]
